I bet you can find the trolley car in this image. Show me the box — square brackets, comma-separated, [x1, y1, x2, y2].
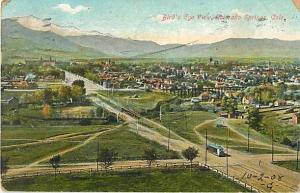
[207, 143, 225, 157]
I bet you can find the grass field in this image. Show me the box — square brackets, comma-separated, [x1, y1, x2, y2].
[98, 90, 174, 112]
[1, 90, 35, 99]
[138, 117, 181, 140]
[274, 160, 300, 173]
[1, 138, 83, 166]
[158, 111, 216, 144]
[2, 125, 108, 143]
[260, 111, 300, 143]
[61, 127, 179, 163]
[196, 121, 289, 154]
[2, 169, 248, 192]
[226, 119, 273, 144]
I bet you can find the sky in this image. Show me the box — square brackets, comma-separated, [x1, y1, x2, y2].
[2, 0, 300, 44]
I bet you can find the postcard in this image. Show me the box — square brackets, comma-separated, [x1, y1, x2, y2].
[1, 0, 300, 192]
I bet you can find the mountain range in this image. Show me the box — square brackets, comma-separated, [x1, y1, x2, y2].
[2, 16, 300, 62]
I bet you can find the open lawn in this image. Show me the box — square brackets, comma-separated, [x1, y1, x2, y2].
[98, 90, 174, 112]
[260, 111, 300, 144]
[61, 127, 179, 163]
[1, 137, 85, 166]
[138, 117, 181, 140]
[2, 169, 248, 192]
[2, 125, 108, 143]
[36, 81, 63, 89]
[1, 90, 35, 99]
[1, 124, 111, 166]
[158, 111, 216, 144]
[226, 119, 273, 144]
[274, 160, 300, 173]
[17, 105, 98, 120]
[196, 121, 289, 154]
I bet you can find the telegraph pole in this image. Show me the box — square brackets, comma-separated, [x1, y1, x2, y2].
[97, 140, 99, 171]
[167, 127, 170, 152]
[297, 140, 299, 170]
[205, 129, 208, 166]
[159, 106, 162, 122]
[136, 118, 139, 134]
[185, 111, 188, 130]
[247, 127, 250, 152]
[271, 127, 274, 163]
[226, 127, 229, 177]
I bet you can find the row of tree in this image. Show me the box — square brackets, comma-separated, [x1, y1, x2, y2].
[44, 146, 199, 178]
[22, 80, 86, 106]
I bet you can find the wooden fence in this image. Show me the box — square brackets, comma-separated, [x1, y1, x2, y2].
[3, 161, 258, 192]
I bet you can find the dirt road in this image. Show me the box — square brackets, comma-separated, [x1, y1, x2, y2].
[90, 96, 300, 192]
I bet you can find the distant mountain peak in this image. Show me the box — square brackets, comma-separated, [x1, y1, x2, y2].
[10, 15, 106, 37]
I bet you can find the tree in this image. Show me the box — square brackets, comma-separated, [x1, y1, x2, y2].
[42, 104, 51, 119]
[182, 147, 199, 170]
[98, 148, 118, 169]
[275, 83, 287, 100]
[144, 148, 158, 168]
[84, 72, 98, 82]
[247, 106, 262, 131]
[72, 80, 85, 88]
[71, 85, 85, 104]
[221, 96, 237, 114]
[49, 155, 61, 179]
[1, 157, 9, 177]
[43, 88, 53, 105]
[96, 107, 104, 117]
[31, 90, 44, 107]
[282, 137, 293, 147]
[58, 85, 71, 102]
[106, 114, 117, 123]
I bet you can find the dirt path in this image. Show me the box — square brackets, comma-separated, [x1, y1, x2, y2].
[1, 130, 100, 149]
[7, 124, 125, 176]
[223, 119, 294, 153]
[6, 93, 299, 192]
[91, 96, 300, 192]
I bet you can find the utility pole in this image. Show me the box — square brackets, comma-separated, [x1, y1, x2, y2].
[97, 140, 99, 171]
[271, 127, 274, 163]
[159, 106, 162, 122]
[136, 118, 139, 134]
[160, 108, 170, 152]
[205, 129, 208, 166]
[247, 127, 250, 152]
[185, 111, 188, 130]
[167, 127, 170, 152]
[297, 140, 299, 170]
[226, 127, 229, 177]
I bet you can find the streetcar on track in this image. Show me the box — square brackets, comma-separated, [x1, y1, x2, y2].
[207, 143, 225, 157]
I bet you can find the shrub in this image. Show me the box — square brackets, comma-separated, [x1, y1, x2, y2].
[79, 119, 91, 125]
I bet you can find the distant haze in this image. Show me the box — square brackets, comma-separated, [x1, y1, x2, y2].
[2, 16, 300, 61]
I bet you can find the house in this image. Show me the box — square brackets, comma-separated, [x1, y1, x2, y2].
[1, 97, 19, 113]
[12, 81, 37, 89]
[219, 112, 228, 118]
[242, 96, 254, 105]
[274, 99, 287, 107]
[199, 92, 210, 101]
[25, 56, 56, 66]
[292, 113, 300, 124]
[25, 73, 37, 83]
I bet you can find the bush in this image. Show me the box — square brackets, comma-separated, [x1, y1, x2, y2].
[79, 119, 91, 125]
[106, 115, 117, 123]
[12, 118, 21, 125]
[281, 137, 292, 147]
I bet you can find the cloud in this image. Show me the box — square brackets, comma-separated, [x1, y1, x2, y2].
[54, 4, 89, 15]
[230, 9, 249, 17]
